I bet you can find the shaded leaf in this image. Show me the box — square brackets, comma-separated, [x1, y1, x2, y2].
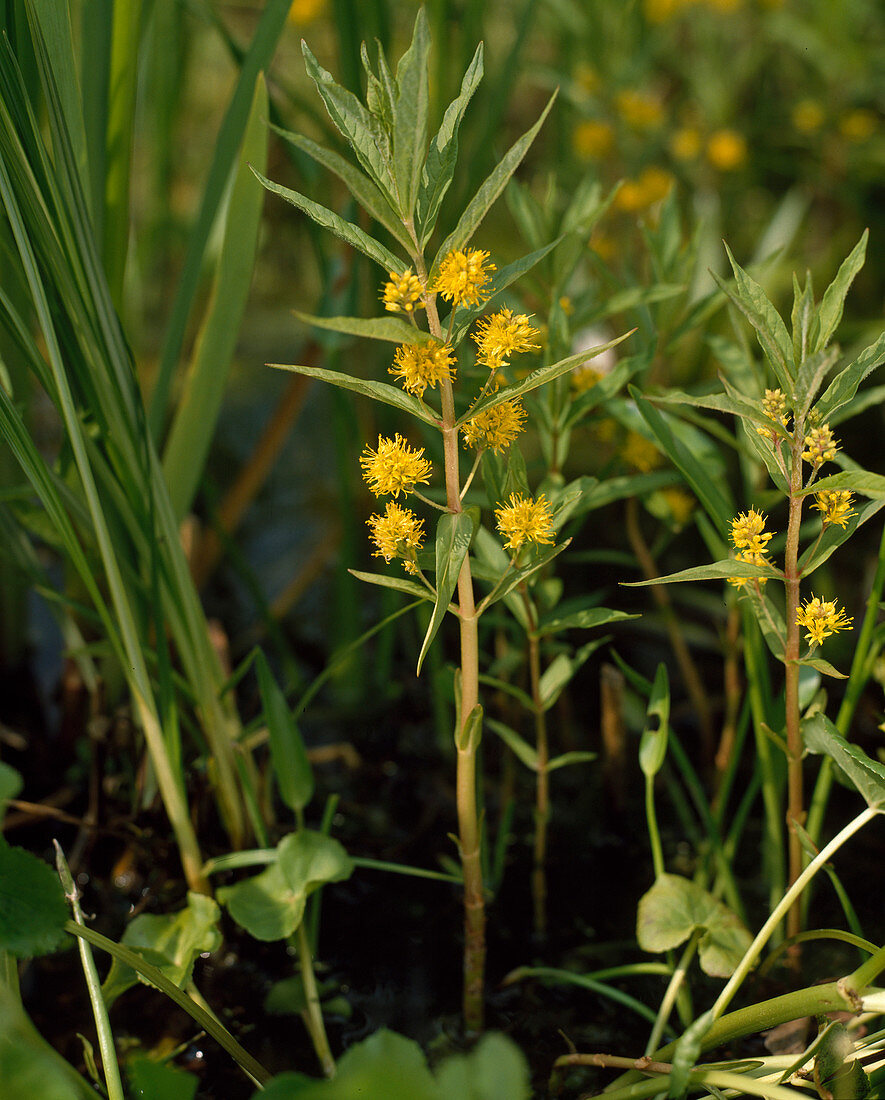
[814, 330, 885, 424]
[547, 751, 597, 774]
[255, 650, 314, 813]
[126, 1055, 198, 1100]
[797, 470, 885, 499]
[0, 843, 68, 957]
[433, 1032, 531, 1099]
[798, 657, 846, 680]
[0, 983, 95, 1100]
[803, 713, 885, 809]
[800, 499, 885, 575]
[417, 512, 473, 674]
[293, 310, 432, 345]
[537, 607, 637, 636]
[813, 1020, 870, 1099]
[486, 718, 537, 770]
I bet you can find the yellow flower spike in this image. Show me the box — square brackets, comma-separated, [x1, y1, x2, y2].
[796, 595, 853, 647]
[431, 248, 496, 308]
[461, 399, 527, 454]
[366, 501, 425, 565]
[728, 549, 770, 589]
[473, 308, 540, 371]
[756, 388, 791, 437]
[389, 342, 456, 397]
[801, 424, 838, 467]
[730, 509, 773, 554]
[495, 493, 555, 552]
[360, 434, 432, 498]
[381, 269, 425, 314]
[813, 490, 856, 530]
[706, 129, 747, 171]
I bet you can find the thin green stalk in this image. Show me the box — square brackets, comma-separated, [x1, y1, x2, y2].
[55, 844, 125, 1100]
[296, 921, 335, 1077]
[645, 769, 665, 882]
[65, 921, 271, 1087]
[644, 929, 701, 1057]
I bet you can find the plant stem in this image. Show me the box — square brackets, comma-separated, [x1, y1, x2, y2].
[644, 930, 700, 1057]
[55, 845, 125, 1100]
[782, 431, 805, 940]
[297, 920, 336, 1077]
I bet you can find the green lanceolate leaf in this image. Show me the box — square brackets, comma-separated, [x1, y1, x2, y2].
[255, 650, 314, 814]
[430, 90, 558, 276]
[637, 874, 752, 978]
[0, 843, 68, 957]
[254, 168, 405, 273]
[269, 361, 436, 424]
[714, 244, 794, 395]
[301, 41, 395, 201]
[270, 126, 410, 249]
[536, 606, 638, 636]
[417, 511, 473, 674]
[416, 42, 484, 246]
[794, 345, 841, 420]
[101, 892, 222, 1006]
[392, 7, 430, 218]
[639, 664, 670, 778]
[668, 1009, 716, 1100]
[539, 639, 605, 711]
[791, 270, 818, 364]
[348, 569, 433, 601]
[654, 387, 790, 440]
[623, 558, 776, 587]
[547, 751, 597, 774]
[293, 311, 434, 346]
[813, 330, 885, 424]
[479, 540, 570, 613]
[797, 470, 885, 499]
[816, 229, 868, 352]
[219, 830, 353, 942]
[803, 713, 885, 809]
[797, 656, 846, 680]
[799, 499, 885, 575]
[486, 717, 538, 770]
[458, 332, 632, 425]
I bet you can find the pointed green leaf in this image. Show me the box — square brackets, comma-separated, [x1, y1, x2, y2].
[637, 874, 752, 978]
[486, 717, 538, 770]
[536, 607, 638, 636]
[293, 311, 434, 345]
[797, 657, 846, 680]
[348, 569, 432, 601]
[813, 330, 885, 424]
[623, 558, 776, 586]
[431, 91, 557, 275]
[253, 167, 404, 273]
[654, 387, 790, 439]
[791, 270, 817, 364]
[433, 1031, 531, 1100]
[639, 664, 670, 778]
[816, 230, 868, 352]
[270, 125, 410, 248]
[269, 361, 436, 423]
[417, 511, 473, 674]
[393, 8, 430, 217]
[813, 1021, 871, 1099]
[803, 713, 885, 809]
[540, 639, 604, 710]
[457, 331, 632, 425]
[479, 540, 570, 611]
[797, 470, 885, 499]
[668, 1009, 716, 1099]
[0, 844, 68, 957]
[301, 41, 395, 200]
[547, 751, 597, 774]
[416, 43, 484, 246]
[800, 498, 885, 575]
[255, 650, 314, 813]
[714, 244, 794, 394]
[794, 345, 841, 420]
[455, 703, 483, 753]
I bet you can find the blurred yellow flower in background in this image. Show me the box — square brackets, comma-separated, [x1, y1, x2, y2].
[670, 126, 702, 161]
[288, 0, 325, 25]
[707, 129, 747, 171]
[840, 108, 877, 142]
[572, 119, 614, 160]
[616, 89, 665, 130]
[792, 100, 825, 134]
[614, 166, 674, 212]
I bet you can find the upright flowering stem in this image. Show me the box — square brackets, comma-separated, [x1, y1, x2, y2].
[783, 429, 805, 940]
[413, 234, 486, 1031]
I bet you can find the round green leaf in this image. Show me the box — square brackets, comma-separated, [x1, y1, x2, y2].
[0, 843, 68, 957]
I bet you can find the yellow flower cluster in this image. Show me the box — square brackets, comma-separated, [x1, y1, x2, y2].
[473, 308, 539, 371]
[813, 490, 855, 529]
[431, 248, 495, 308]
[495, 493, 555, 553]
[801, 424, 838, 467]
[360, 434, 432, 498]
[614, 166, 674, 212]
[287, 0, 325, 25]
[795, 595, 853, 647]
[623, 431, 662, 473]
[706, 129, 747, 172]
[756, 388, 790, 438]
[461, 399, 527, 454]
[366, 501, 425, 569]
[389, 342, 455, 397]
[728, 509, 773, 589]
[615, 89, 664, 130]
[381, 269, 424, 314]
[572, 119, 614, 160]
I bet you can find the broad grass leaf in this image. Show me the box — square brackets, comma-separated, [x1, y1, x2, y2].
[102, 892, 222, 1006]
[392, 8, 430, 217]
[417, 512, 473, 674]
[0, 843, 68, 957]
[417, 43, 484, 246]
[803, 713, 885, 809]
[254, 168, 404, 273]
[430, 91, 557, 277]
[816, 230, 869, 352]
[813, 330, 885, 424]
[293, 311, 432, 345]
[255, 650, 314, 813]
[637, 874, 752, 978]
[269, 361, 436, 424]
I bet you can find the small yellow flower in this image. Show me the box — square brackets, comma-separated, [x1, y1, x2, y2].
[801, 424, 838, 467]
[661, 487, 695, 527]
[706, 129, 747, 171]
[571, 365, 602, 394]
[360, 434, 432, 498]
[367, 501, 425, 565]
[431, 248, 496, 309]
[644, 0, 688, 22]
[615, 89, 664, 130]
[670, 126, 702, 161]
[473, 308, 539, 371]
[623, 431, 662, 472]
[614, 166, 673, 212]
[461, 399, 527, 454]
[572, 119, 615, 160]
[839, 108, 877, 142]
[730, 509, 773, 554]
[728, 549, 770, 589]
[813, 490, 856, 529]
[381, 269, 425, 314]
[389, 342, 455, 397]
[495, 493, 555, 552]
[796, 595, 853, 647]
[704, 0, 742, 11]
[287, 0, 325, 24]
[792, 100, 825, 134]
[574, 64, 600, 94]
[756, 388, 790, 437]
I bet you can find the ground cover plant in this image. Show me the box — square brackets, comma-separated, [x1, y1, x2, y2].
[2, 1, 885, 1098]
